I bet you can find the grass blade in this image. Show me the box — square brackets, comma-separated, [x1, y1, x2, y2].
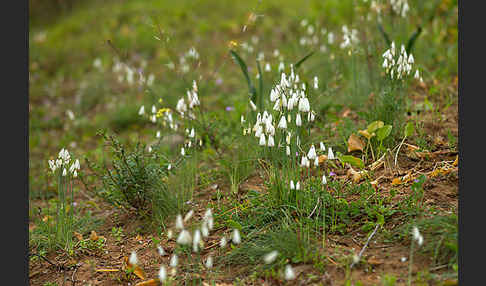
[377, 24, 391, 47]
[294, 51, 315, 69]
[406, 26, 422, 54]
[256, 60, 264, 110]
[230, 50, 257, 102]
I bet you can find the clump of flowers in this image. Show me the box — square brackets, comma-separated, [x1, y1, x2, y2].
[382, 42, 420, 81]
[46, 148, 81, 252]
[243, 65, 318, 161]
[390, 0, 409, 18]
[340, 25, 360, 49]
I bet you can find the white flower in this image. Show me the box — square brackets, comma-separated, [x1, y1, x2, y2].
[207, 216, 214, 230]
[193, 229, 202, 252]
[48, 160, 57, 172]
[170, 254, 178, 267]
[290, 180, 295, 190]
[265, 63, 271, 72]
[320, 142, 326, 151]
[259, 134, 266, 146]
[157, 245, 166, 256]
[189, 128, 195, 138]
[151, 105, 157, 114]
[220, 236, 227, 248]
[129, 251, 138, 266]
[277, 116, 287, 129]
[322, 174, 327, 185]
[278, 62, 285, 72]
[168, 164, 172, 170]
[241, 115, 246, 124]
[301, 155, 309, 168]
[296, 113, 302, 126]
[414, 69, 420, 79]
[175, 214, 184, 230]
[184, 210, 194, 222]
[138, 106, 145, 115]
[296, 181, 301, 190]
[328, 147, 335, 160]
[298, 97, 310, 113]
[267, 135, 275, 147]
[150, 115, 156, 123]
[307, 145, 317, 160]
[412, 226, 424, 246]
[148, 146, 152, 153]
[314, 157, 319, 167]
[181, 147, 185, 156]
[286, 145, 291, 156]
[177, 229, 192, 245]
[66, 109, 75, 121]
[158, 265, 167, 282]
[205, 255, 213, 269]
[249, 99, 257, 111]
[232, 229, 241, 244]
[284, 264, 296, 280]
[263, 250, 279, 264]
[73, 170, 78, 178]
[314, 76, 318, 90]
[201, 224, 209, 238]
[62, 168, 67, 176]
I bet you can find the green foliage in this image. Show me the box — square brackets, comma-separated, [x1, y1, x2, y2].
[94, 131, 180, 224]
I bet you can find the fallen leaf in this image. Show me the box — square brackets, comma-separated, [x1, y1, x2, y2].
[89, 230, 106, 242]
[342, 108, 351, 117]
[453, 155, 458, 166]
[125, 256, 147, 280]
[347, 167, 366, 183]
[74, 232, 83, 241]
[318, 154, 328, 164]
[135, 279, 160, 286]
[347, 134, 365, 152]
[135, 234, 143, 241]
[358, 129, 375, 140]
[367, 256, 384, 265]
[90, 231, 99, 241]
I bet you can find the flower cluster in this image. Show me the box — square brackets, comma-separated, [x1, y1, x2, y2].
[390, 0, 409, 18]
[299, 19, 331, 54]
[382, 42, 419, 80]
[245, 66, 318, 157]
[48, 148, 80, 178]
[112, 58, 154, 87]
[340, 25, 360, 49]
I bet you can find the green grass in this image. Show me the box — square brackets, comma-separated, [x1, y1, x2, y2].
[29, 0, 457, 283]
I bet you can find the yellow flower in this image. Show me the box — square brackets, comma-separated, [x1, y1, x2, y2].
[156, 108, 171, 118]
[228, 40, 238, 48]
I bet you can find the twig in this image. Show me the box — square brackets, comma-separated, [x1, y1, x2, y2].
[350, 224, 380, 269]
[308, 197, 320, 218]
[71, 263, 80, 286]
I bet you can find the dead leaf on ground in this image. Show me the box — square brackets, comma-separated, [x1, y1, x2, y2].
[453, 155, 458, 166]
[347, 133, 365, 153]
[125, 256, 147, 280]
[74, 232, 83, 241]
[318, 154, 328, 164]
[358, 129, 375, 140]
[90, 230, 105, 242]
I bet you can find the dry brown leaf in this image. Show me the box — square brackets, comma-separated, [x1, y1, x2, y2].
[342, 108, 351, 117]
[347, 167, 366, 183]
[90, 230, 99, 241]
[347, 133, 365, 153]
[318, 154, 328, 165]
[74, 232, 83, 241]
[453, 155, 458, 166]
[133, 265, 146, 280]
[135, 279, 160, 286]
[358, 129, 374, 140]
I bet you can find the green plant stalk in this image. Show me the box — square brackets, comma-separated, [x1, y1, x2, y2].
[408, 239, 415, 286]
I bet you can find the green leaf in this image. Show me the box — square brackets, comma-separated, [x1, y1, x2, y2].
[256, 60, 264, 110]
[377, 24, 391, 47]
[404, 122, 415, 137]
[406, 26, 422, 54]
[294, 51, 315, 69]
[226, 219, 243, 230]
[339, 155, 365, 169]
[230, 50, 256, 102]
[376, 125, 393, 141]
[367, 121, 384, 134]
